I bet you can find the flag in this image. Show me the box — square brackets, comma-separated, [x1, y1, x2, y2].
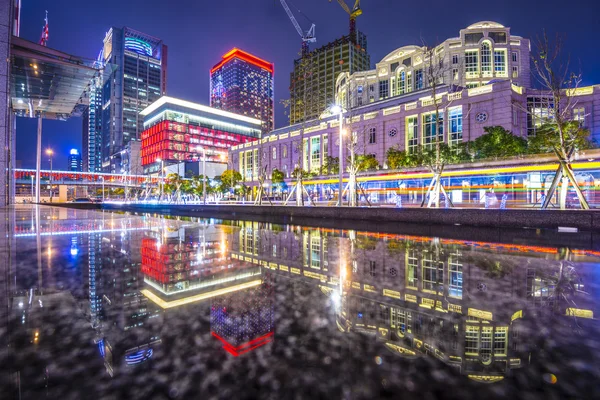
[39, 11, 48, 46]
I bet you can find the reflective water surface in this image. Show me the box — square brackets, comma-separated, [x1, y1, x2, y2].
[1, 205, 600, 399]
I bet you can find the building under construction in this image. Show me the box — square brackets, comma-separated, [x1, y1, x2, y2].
[289, 31, 370, 125]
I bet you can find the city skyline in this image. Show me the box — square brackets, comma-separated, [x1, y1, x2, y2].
[14, 0, 600, 170]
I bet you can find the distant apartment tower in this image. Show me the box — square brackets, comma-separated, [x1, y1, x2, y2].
[99, 27, 167, 173]
[289, 32, 370, 125]
[68, 149, 82, 172]
[210, 48, 274, 132]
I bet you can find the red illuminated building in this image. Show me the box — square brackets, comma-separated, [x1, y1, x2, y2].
[210, 48, 274, 132]
[139, 96, 262, 172]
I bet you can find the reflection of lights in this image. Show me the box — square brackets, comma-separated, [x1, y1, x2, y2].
[141, 280, 262, 309]
[125, 348, 153, 365]
[70, 247, 79, 256]
[18, 302, 23, 308]
[331, 291, 341, 310]
[211, 331, 274, 357]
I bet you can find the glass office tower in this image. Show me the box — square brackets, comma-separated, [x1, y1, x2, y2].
[99, 27, 167, 173]
[210, 48, 274, 133]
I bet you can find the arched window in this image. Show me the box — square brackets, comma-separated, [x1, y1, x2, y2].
[481, 41, 492, 76]
[397, 69, 406, 95]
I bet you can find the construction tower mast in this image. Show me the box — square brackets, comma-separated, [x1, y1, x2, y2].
[280, 0, 316, 56]
[329, 0, 363, 43]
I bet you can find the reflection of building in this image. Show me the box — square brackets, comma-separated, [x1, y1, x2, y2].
[139, 96, 262, 174]
[227, 221, 599, 382]
[211, 277, 274, 357]
[210, 48, 274, 132]
[99, 27, 167, 173]
[140, 224, 263, 309]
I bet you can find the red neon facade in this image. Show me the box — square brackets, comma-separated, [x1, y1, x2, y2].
[140, 120, 257, 167]
[210, 48, 274, 74]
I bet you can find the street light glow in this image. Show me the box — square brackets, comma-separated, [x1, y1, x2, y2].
[330, 104, 342, 114]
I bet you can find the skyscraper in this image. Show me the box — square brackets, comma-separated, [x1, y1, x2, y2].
[68, 149, 82, 172]
[289, 32, 370, 125]
[210, 48, 274, 132]
[82, 74, 103, 172]
[99, 27, 167, 173]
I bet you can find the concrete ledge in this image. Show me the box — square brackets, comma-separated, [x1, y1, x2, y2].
[99, 203, 600, 232]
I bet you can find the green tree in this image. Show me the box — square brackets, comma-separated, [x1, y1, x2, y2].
[355, 154, 380, 172]
[320, 156, 339, 175]
[271, 168, 286, 193]
[469, 126, 528, 160]
[163, 173, 182, 196]
[529, 32, 592, 209]
[219, 170, 242, 193]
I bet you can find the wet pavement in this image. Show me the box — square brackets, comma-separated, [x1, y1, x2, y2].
[1, 204, 599, 399]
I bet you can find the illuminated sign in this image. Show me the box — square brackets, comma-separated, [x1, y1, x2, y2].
[125, 348, 153, 365]
[468, 308, 493, 321]
[125, 37, 153, 57]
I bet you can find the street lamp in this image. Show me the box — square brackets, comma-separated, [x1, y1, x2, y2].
[46, 149, 53, 201]
[330, 105, 344, 207]
[198, 147, 207, 205]
[156, 157, 164, 200]
[99, 176, 105, 203]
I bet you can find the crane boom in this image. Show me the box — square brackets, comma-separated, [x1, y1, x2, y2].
[280, 0, 316, 56]
[280, 0, 305, 40]
[328, 0, 362, 43]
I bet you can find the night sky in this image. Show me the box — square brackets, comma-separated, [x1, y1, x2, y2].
[15, 0, 600, 170]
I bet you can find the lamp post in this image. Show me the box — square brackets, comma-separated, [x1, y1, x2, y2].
[330, 105, 344, 207]
[46, 149, 53, 201]
[199, 147, 207, 205]
[99, 176, 105, 203]
[157, 157, 164, 200]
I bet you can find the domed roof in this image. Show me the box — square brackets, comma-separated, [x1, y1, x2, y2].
[467, 21, 505, 29]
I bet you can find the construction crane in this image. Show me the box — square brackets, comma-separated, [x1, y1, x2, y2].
[280, 0, 316, 56]
[328, 0, 362, 43]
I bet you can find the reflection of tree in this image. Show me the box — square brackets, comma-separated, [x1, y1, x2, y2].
[463, 252, 517, 279]
[543, 248, 587, 312]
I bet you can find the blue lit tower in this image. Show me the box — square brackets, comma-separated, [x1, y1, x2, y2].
[99, 27, 167, 173]
[68, 149, 82, 172]
[210, 48, 274, 132]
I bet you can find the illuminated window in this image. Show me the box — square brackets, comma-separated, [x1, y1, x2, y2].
[415, 69, 424, 90]
[573, 107, 585, 126]
[481, 42, 492, 76]
[452, 68, 459, 81]
[448, 258, 463, 298]
[465, 326, 479, 355]
[310, 136, 320, 172]
[398, 70, 406, 95]
[423, 112, 444, 150]
[465, 50, 479, 77]
[406, 116, 418, 154]
[310, 237, 321, 268]
[282, 145, 288, 159]
[448, 107, 463, 147]
[406, 72, 413, 93]
[512, 66, 519, 78]
[494, 50, 506, 76]
[481, 326, 493, 358]
[493, 327, 508, 355]
[527, 96, 554, 136]
[422, 256, 443, 293]
[406, 251, 418, 288]
[379, 80, 389, 99]
[369, 127, 376, 144]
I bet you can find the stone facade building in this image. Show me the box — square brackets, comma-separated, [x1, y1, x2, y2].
[229, 21, 600, 185]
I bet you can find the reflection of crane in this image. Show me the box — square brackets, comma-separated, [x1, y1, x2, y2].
[280, 0, 316, 56]
[329, 0, 363, 42]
